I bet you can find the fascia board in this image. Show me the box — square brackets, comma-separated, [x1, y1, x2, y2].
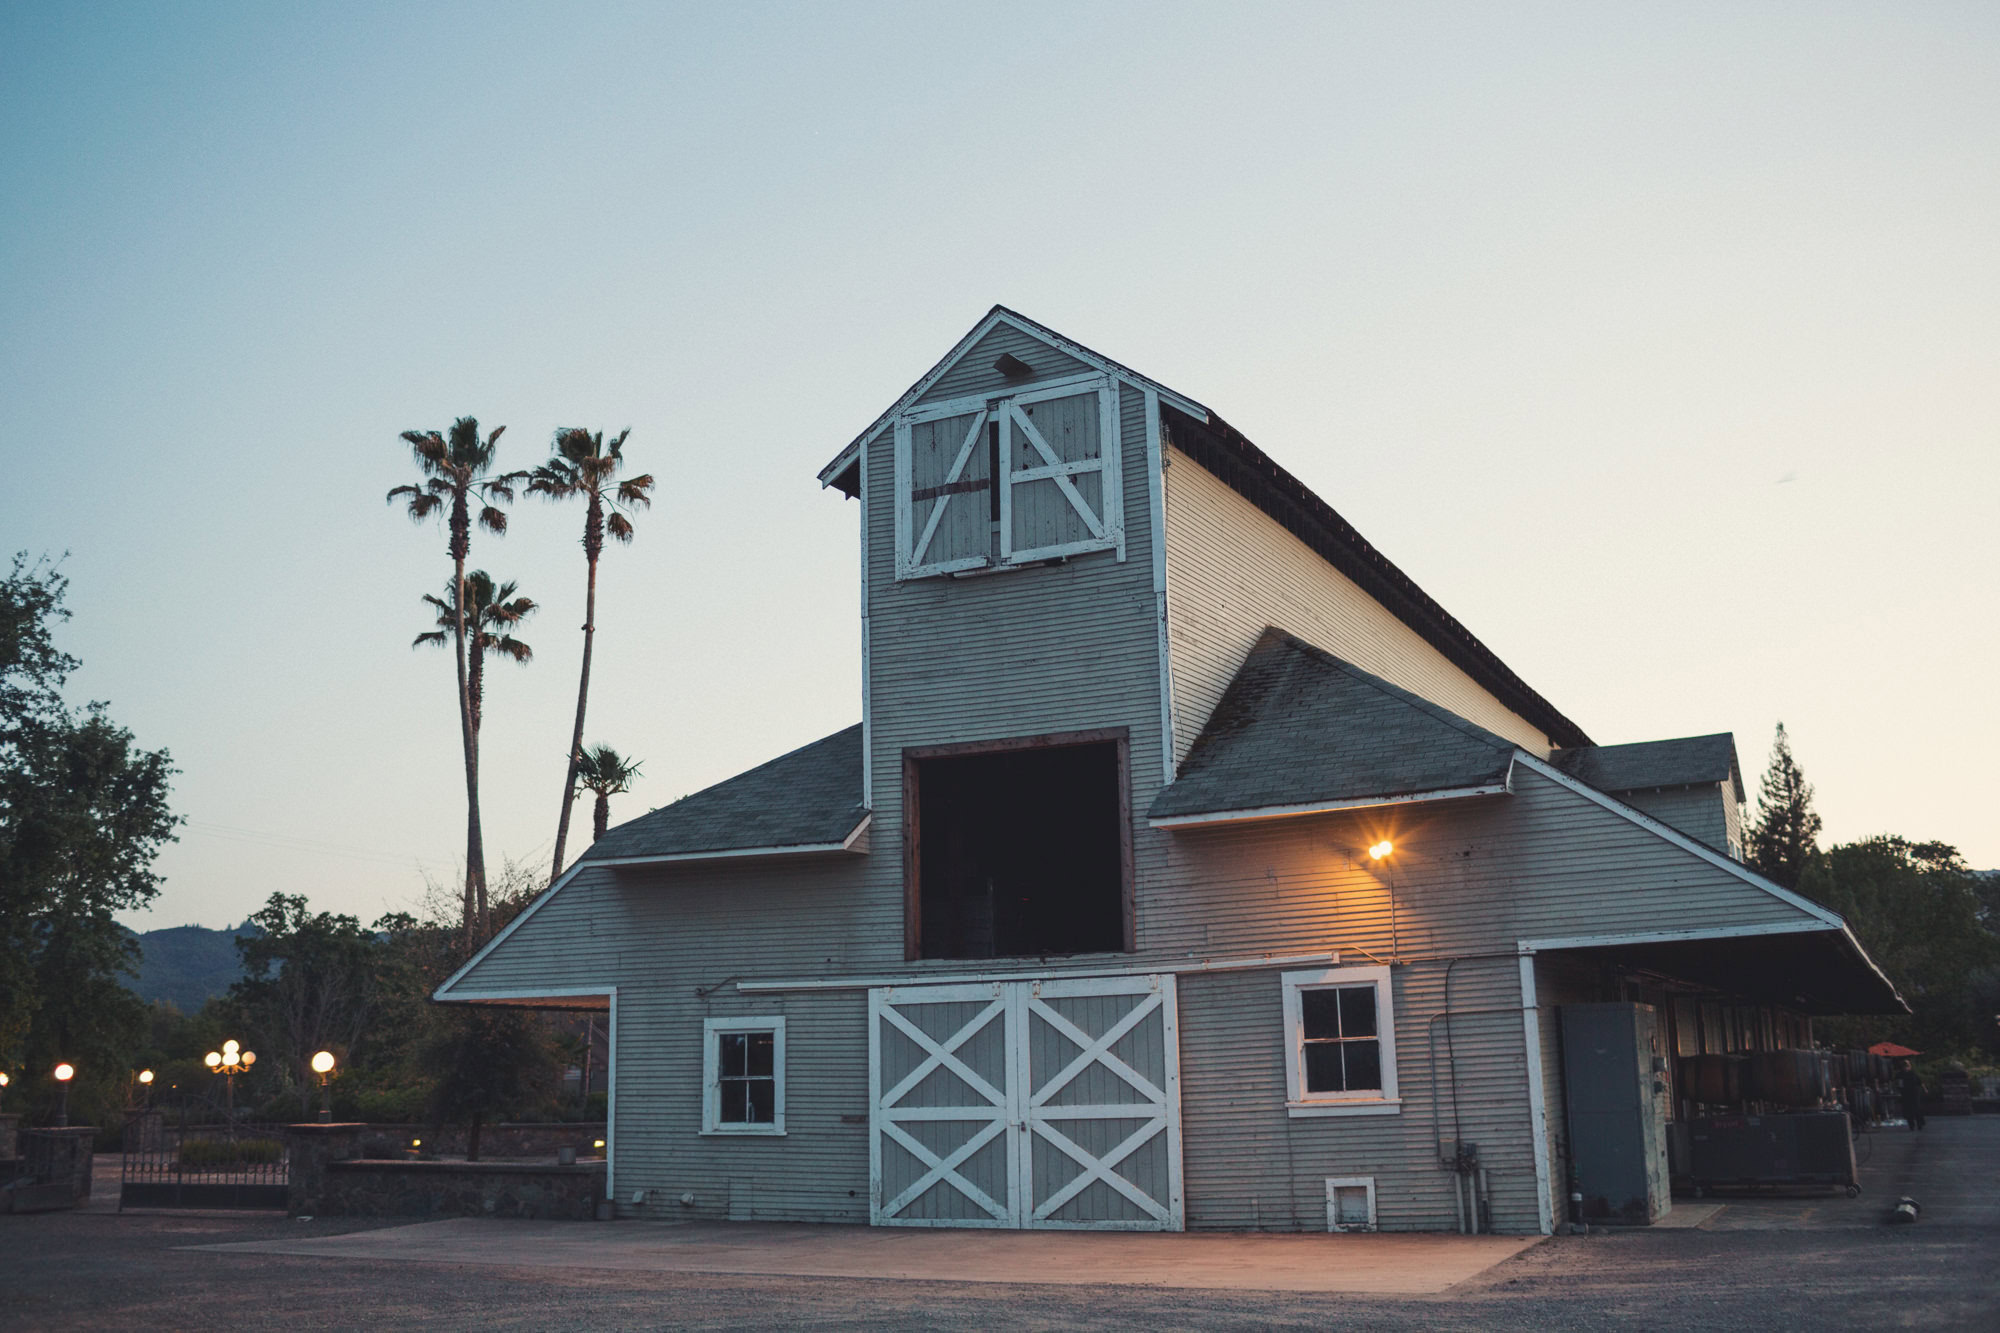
[593, 815, 871, 868]
[1149, 781, 1511, 830]
[1513, 750, 1844, 929]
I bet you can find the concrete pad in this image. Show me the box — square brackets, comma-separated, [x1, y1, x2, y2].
[196, 1218, 1539, 1295]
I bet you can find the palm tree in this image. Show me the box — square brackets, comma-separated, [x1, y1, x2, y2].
[526, 428, 653, 879]
[388, 418, 518, 938]
[574, 744, 644, 841]
[413, 571, 536, 737]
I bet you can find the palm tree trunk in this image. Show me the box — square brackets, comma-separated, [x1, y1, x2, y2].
[449, 487, 487, 943]
[468, 637, 489, 933]
[550, 548, 598, 880]
[594, 791, 609, 841]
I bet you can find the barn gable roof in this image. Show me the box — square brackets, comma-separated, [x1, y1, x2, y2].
[1148, 627, 1519, 826]
[582, 724, 867, 863]
[1549, 733, 1746, 803]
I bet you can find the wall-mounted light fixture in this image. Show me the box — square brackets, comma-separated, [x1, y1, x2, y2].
[1368, 839, 1395, 860]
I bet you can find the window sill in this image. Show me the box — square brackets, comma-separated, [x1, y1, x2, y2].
[698, 1126, 787, 1137]
[1286, 1099, 1402, 1119]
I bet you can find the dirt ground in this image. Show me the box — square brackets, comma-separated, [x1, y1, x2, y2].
[4, 1118, 1995, 1330]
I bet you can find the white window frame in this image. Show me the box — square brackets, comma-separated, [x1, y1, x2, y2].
[701, 1016, 786, 1136]
[1281, 966, 1401, 1117]
[892, 372, 1123, 580]
[1325, 1176, 1379, 1232]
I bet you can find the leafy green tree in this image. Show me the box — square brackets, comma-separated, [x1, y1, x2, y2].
[388, 418, 518, 938]
[413, 570, 535, 735]
[0, 554, 177, 1126]
[1804, 838, 2000, 1056]
[574, 743, 643, 841]
[1746, 722, 1822, 890]
[526, 428, 653, 880]
[228, 893, 384, 1118]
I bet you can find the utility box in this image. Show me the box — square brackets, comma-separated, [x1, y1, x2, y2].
[1561, 1003, 1670, 1224]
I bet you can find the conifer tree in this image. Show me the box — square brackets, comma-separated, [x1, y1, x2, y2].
[1747, 722, 1822, 889]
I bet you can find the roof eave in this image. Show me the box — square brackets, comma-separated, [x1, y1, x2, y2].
[1149, 781, 1513, 830]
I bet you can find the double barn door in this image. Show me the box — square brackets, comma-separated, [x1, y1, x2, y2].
[869, 974, 1183, 1230]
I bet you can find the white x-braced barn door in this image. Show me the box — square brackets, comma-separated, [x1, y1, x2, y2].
[869, 974, 1182, 1230]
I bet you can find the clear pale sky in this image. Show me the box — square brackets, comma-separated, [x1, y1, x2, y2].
[3, 2, 1994, 930]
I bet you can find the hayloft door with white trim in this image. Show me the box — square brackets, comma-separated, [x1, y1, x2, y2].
[869, 974, 1183, 1230]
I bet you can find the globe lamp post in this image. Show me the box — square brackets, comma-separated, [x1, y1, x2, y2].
[310, 1051, 336, 1123]
[205, 1039, 256, 1131]
[53, 1062, 75, 1127]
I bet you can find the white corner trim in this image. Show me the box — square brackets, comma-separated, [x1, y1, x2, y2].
[858, 438, 872, 810]
[606, 990, 618, 1202]
[1144, 387, 1177, 788]
[1517, 919, 1836, 954]
[1518, 956, 1554, 1237]
[1149, 783, 1511, 830]
[432, 861, 591, 1001]
[1287, 1100, 1403, 1119]
[1513, 751, 1844, 929]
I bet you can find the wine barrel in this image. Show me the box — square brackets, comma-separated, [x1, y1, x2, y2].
[1680, 1053, 1744, 1105]
[1744, 1050, 1828, 1107]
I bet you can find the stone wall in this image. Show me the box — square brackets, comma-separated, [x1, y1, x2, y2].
[318, 1159, 606, 1221]
[0, 1112, 17, 1161]
[352, 1122, 607, 1158]
[4, 1127, 96, 1212]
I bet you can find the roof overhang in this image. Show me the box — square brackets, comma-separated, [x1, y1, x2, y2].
[1149, 780, 1511, 831]
[588, 814, 871, 869]
[1522, 923, 1908, 1016]
[817, 305, 1210, 497]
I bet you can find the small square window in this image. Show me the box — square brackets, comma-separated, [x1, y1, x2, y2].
[702, 1018, 785, 1135]
[1282, 967, 1400, 1117]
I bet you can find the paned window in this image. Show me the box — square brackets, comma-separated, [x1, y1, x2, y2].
[1281, 966, 1400, 1116]
[701, 1017, 785, 1135]
[893, 374, 1123, 579]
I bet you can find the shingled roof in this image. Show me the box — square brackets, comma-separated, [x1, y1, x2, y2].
[1148, 628, 1519, 824]
[1550, 733, 1745, 803]
[582, 724, 867, 863]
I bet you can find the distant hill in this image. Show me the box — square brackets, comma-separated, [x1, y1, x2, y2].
[124, 920, 257, 1013]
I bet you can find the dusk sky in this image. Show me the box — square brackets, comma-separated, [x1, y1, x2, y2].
[3, 2, 1994, 932]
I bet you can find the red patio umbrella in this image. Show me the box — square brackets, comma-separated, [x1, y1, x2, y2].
[1869, 1041, 1921, 1058]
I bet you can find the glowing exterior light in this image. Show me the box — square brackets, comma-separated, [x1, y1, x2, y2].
[205, 1051, 222, 1068]
[0, 1071, 9, 1087]
[138, 1069, 154, 1085]
[1368, 840, 1394, 860]
[311, 1050, 337, 1121]
[311, 1051, 336, 1075]
[594, 1140, 606, 1150]
[53, 1063, 75, 1082]
[411, 1139, 421, 1147]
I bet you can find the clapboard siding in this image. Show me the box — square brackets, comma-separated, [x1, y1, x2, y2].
[1617, 784, 1733, 855]
[917, 323, 1090, 405]
[448, 330, 1832, 1235]
[1161, 444, 1553, 764]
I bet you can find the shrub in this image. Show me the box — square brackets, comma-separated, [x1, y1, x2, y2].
[177, 1136, 283, 1167]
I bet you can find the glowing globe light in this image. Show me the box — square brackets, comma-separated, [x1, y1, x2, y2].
[53, 1063, 75, 1082]
[138, 1070, 154, 1085]
[205, 1051, 222, 1068]
[311, 1051, 335, 1075]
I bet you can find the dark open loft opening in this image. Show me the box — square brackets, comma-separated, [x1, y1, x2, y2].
[905, 730, 1132, 961]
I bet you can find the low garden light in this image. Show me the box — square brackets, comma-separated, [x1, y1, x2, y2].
[54, 1061, 75, 1127]
[311, 1050, 336, 1123]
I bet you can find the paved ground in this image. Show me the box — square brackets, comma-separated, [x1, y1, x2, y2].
[3, 1117, 1993, 1329]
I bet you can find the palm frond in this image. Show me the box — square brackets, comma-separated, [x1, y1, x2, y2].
[605, 428, 632, 458]
[478, 505, 508, 534]
[490, 636, 533, 664]
[576, 742, 643, 795]
[412, 630, 448, 649]
[605, 512, 634, 543]
[616, 475, 654, 508]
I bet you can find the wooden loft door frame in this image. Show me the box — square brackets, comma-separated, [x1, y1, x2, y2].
[901, 725, 1137, 962]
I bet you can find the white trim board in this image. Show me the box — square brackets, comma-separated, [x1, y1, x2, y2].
[737, 951, 1339, 994]
[1144, 387, 1177, 788]
[1149, 780, 1512, 830]
[595, 818, 872, 867]
[1517, 956, 1554, 1237]
[1512, 751, 1843, 929]
[1517, 919, 1836, 954]
[818, 307, 1210, 490]
[432, 861, 591, 1000]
